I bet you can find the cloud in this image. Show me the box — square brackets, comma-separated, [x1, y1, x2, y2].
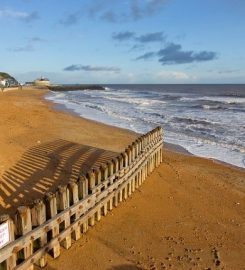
[100, 11, 117, 22]
[29, 37, 45, 42]
[112, 31, 135, 41]
[64, 65, 121, 73]
[0, 9, 38, 22]
[22, 11, 39, 22]
[218, 69, 240, 74]
[60, 0, 168, 25]
[136, 32, 165, 43]
[130, 0, 167, 20]
[158, 43, 217, 65]
[135, 52, 156, 60]
[7, 36, 44, 52]
[136, 42, 217, 65]
[60, 12, 80, 26]
[112, 31, 165, 43]
[86, 0, 168, 23]
[7, 45, 34, 52]
[155, 70, 190, 80]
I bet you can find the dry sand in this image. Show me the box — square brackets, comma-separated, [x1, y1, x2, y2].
[0, 88, 244, 269]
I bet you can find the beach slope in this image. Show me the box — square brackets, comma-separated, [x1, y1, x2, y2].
[0, 89, 244, 269]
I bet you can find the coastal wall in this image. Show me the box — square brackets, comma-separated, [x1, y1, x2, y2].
[1, 86, 22, 92]
[0, 127, 163, 270]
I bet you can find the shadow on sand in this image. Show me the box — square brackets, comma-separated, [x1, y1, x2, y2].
[0, 139, 118, 216]
[107, 265, 143, 270]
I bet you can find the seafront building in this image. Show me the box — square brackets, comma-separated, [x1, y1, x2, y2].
[34, 77, 50, 87]
[0, 78, 18, 87]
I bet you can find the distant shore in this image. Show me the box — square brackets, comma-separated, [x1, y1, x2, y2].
[0, 87, 244, 269]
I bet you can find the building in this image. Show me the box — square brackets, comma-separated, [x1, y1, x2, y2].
[34, 77, 50, 87]
[0, 78, 18, 87]
[0, 79, 7, 87]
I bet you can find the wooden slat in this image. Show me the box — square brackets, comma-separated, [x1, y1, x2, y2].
[0, 129, 163, 270]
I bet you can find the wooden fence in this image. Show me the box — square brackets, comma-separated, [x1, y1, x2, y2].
[0, 127, 163, 270]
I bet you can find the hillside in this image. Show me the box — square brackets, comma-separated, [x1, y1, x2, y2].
[0, 72, 18, 85]
[0, 72, 14, 79]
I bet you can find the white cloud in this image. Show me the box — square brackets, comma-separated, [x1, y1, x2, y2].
[155, 71, 191, 80]
[0, 9, 28, 18]
[0, 9, 38, 21]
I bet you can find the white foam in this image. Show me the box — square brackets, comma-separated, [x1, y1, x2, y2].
[45, 88, 245, 169]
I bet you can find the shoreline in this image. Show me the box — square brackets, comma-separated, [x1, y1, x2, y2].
[46, 91, 245, 172]
[0, 88, 244, 269]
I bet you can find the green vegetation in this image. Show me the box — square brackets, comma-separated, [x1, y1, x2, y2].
[0, 72, 15, 80]
[0, 72, 19, 87]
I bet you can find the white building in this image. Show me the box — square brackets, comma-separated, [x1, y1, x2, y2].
[0, 79, 7, 87]
[34, 76, 50, 87]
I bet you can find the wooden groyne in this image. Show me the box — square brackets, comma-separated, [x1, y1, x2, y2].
[0, 127, 163, 270]
[47, 85, 105, 91]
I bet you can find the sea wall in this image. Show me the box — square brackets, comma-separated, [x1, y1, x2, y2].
[0, 127, 163, 270]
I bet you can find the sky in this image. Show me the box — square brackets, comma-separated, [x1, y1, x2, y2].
[0, 0, 245, 84]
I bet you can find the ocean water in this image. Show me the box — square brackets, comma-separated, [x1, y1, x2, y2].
[46, 84, 245, 169]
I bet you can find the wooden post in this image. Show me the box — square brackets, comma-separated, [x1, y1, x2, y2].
[118, 154, 124, 170]
[128, 179, 132, 196]
[135, 139, 140, 158]
[0, 215, 16, 269]
[138, 137, 142, 153]
[68, 181, 80, 241]
[87, 170, 96, 194]
[129, 145, 134, 162]
[108, 198, 113, 211]
[102, 202, 107, 216]
[112, 157, 119, 175]
[142, 164, 146, 182]
[107, 161, 114, 185]
[118, 188, 123, 203]
[77, 174, 88, 200]
[132, 142, 136, 160]
[123, 186, 128, 200]
[68, 180, 79, 205]
[88, 214, 95, 227]
[15, 206, 33, 270]
[31, 199, 47, 268]
[94, 168, 102, 186]
[132, 174, 136, 192]
[44, 192, 60, 258]
[150, 155, 154, 173]
[126, 147, 132, 166]
[113, 192, 118, 207]
[78, 176, 88, 233]
[107, 160, 114, 177]
[100, 164, 108, 181]
[135, 173, 139, 189]
[122, 152, 128, 168]
[95, 207, 101, 222]
[56, 186, 71, 250]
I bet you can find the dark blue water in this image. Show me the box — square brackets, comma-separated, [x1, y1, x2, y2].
[47, 84, 245, 168]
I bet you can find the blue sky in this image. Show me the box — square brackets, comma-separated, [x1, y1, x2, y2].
[0, 0, 245, 84]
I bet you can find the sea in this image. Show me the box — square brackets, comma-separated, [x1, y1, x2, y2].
[46, 84, 245, 169]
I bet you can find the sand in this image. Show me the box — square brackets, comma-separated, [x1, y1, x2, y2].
[0, 88, 244, 269]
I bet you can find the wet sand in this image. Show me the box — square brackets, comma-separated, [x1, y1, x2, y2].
[0, 88, 244, 269]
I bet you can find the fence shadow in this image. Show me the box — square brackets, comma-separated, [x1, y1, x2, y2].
[0, 139, 118, 216]
[107, 265, 143, 270]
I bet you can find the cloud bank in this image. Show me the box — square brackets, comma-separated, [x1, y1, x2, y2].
[112, 31, 165, 43]
[135, 42, 217, 65]
[64, 65, 121, 73]
[60, 0, 168, 26]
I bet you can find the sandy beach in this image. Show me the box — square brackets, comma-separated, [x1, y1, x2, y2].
[0, 88, 244, 269]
